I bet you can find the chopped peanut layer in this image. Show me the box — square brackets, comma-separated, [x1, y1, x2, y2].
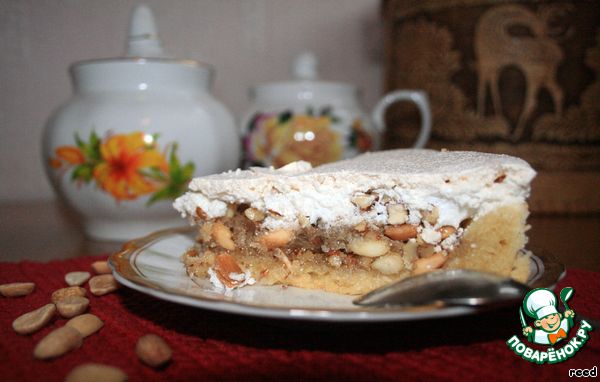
[184, 202, 531, 295]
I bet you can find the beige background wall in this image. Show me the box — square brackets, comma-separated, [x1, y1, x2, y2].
[0, 0, 383, 200]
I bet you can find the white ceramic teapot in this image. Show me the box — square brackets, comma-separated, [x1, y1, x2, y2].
[42, 5, 239, 241]
[241, 52, 431, 168]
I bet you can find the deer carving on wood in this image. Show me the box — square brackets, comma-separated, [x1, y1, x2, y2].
[475, 4, 564, 140]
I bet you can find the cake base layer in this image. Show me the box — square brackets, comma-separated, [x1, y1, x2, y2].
[183, 203, 531, 295]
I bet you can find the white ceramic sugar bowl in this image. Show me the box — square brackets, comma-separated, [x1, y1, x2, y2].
[42, 5, 239, 241]
[241, 52, 431, 168]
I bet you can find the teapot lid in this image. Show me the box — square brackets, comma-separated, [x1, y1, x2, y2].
[252, 52, 355, 100]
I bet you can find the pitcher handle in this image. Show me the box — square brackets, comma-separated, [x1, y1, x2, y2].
[372, 90, 432, 149]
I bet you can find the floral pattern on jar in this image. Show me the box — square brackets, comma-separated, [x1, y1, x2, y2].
[244, 107, 371, 168]
[49, 131, 194, 204]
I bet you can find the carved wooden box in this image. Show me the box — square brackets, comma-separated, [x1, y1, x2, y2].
[382, 0, 599, 213]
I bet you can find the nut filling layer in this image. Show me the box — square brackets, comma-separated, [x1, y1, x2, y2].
[183, 200, 530, 295]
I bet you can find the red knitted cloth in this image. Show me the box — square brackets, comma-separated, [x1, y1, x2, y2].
[1, 256, 599, 382]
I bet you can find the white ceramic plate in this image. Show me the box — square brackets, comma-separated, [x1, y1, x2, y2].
[109, 228, 562, 322]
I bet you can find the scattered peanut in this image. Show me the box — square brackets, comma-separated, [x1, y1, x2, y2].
[66, 313, 104, 338]
[211, 221, 236, 250]
[0, 282, 35, 297]
[348, 232, 390, 258]
[51, 286, 86, 304]
[89, 274, 119, 296]
[384, 224, 418, 241]
[33, 325, 83, 360]
[258, 229, 294, 249]
[351, 193, 376, 210]
[372, 253, 404, 275]
[135, 334, 173, 368]
[56, 296, 89, 318]
[12, 303, 56, 335]
[439, 225, 457, 240]
[387, 204, 408, 225]
[65, 363, 128, 382]
[413, 252, 447, 275]
[244, 207, 265, 222]
[65, 271, 91, 287]
[91, 261, 111, 275]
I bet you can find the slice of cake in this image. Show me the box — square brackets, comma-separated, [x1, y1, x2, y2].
[174, 149, 536, 295]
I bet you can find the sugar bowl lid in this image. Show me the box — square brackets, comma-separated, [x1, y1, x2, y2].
[125, 4, 168, 58]
[71, 4, 212, 72]
[252, 52, 356, 100]
[68, 4, 215, 93]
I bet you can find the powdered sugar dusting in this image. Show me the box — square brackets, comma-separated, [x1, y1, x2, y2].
[313, 150, 529, 175]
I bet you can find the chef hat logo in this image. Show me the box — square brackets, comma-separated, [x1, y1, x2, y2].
[523, 288, 559, 320]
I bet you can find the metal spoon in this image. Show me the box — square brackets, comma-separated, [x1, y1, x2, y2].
[354, 253, 566, 309]
[354, 269, 532, 308]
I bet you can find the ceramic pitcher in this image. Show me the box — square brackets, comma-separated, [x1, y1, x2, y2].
[241, 53, 431, 168]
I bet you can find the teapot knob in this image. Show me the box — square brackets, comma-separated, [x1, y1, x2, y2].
[126, 4, 167, 58]
[292, 52, 319, 80]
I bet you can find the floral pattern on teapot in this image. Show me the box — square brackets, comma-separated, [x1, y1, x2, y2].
[244, 106, 372, 168]
[49, 130, 195, 204]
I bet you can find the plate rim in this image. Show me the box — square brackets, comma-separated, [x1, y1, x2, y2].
[109, 227, 563, 322]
